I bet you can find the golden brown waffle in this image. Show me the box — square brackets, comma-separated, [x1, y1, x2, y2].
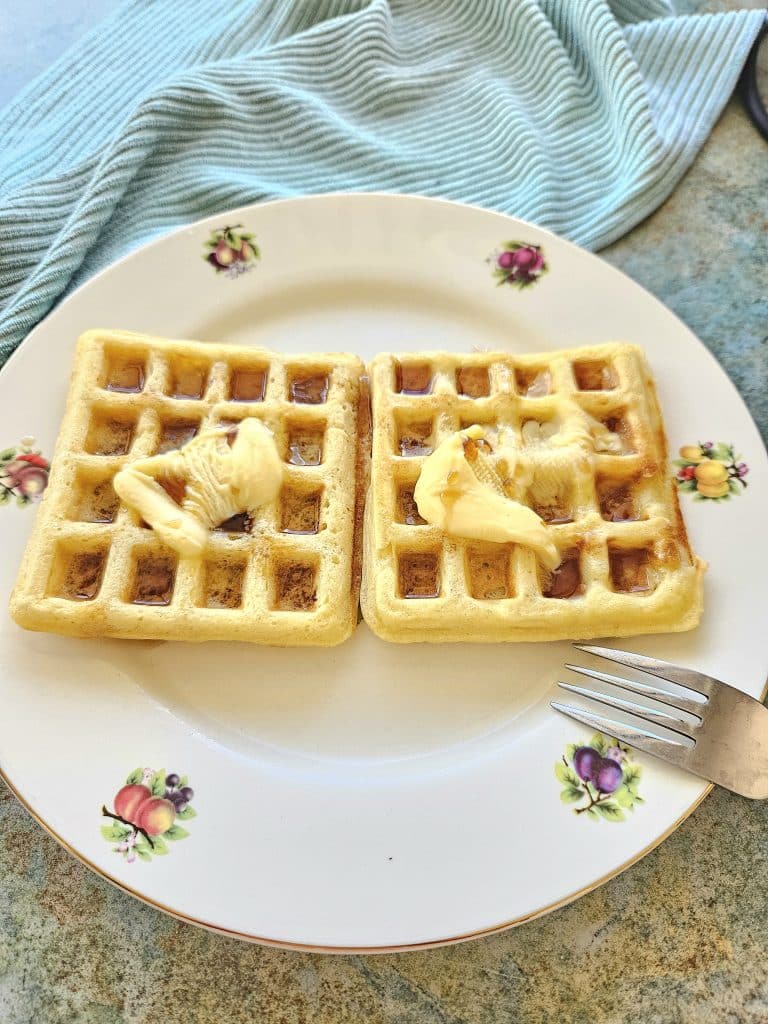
[11, 330, 366, 646]
[361, 344, 705, 643]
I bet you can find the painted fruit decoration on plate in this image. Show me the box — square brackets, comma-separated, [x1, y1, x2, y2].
[101, 767, 196, 862]
[555, 734, 644, 822]
[203, 225, 259, 277]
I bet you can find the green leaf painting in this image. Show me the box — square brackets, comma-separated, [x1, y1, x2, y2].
[150, 770, 166, 797]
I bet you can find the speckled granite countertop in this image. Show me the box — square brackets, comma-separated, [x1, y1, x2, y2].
[1, 4, 767, 1023]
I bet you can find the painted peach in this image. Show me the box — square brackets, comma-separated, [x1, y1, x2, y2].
[679, 445, 705, 462]
[113, 784, 152, 825]
[137, 796, 177, 836]
[694, 461, 728, 485]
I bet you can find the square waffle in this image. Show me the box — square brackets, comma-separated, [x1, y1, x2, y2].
[361, 344, 705, 643]
[10, 330, 366, 646]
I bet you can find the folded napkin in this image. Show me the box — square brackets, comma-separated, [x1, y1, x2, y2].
[0, 0, 763, 367]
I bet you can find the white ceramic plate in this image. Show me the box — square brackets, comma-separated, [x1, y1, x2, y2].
[1, 195, 765, 952]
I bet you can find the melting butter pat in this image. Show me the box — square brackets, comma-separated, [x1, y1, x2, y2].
[413, 426, 560, 571]
[114, 418, 282, 557]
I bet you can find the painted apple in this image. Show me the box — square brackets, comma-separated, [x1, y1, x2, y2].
[114, 784, 152, 825]
[2, 454, 49, 501]
[137, 796, 177, 836]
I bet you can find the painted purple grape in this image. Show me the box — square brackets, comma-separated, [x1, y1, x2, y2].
[497, 250, 515, 269]
[572, 746, 601, 783]
[595, 759, 623, 794]
[179, 786, 194, 802]
[165, 773, 180, 787]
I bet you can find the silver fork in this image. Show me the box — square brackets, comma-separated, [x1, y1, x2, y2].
[551, 644, 768, 799]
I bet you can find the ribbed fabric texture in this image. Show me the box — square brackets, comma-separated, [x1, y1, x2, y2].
[0, 0, 763, 367]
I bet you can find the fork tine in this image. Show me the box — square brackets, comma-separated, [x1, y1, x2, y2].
[572, 644, 716, 698]
[563, 663, 704, 719]
[550, 700, 693, 772]
[557, 681, 697, 740]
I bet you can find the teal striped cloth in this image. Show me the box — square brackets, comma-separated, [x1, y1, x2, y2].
[0, 0, 763, 367]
